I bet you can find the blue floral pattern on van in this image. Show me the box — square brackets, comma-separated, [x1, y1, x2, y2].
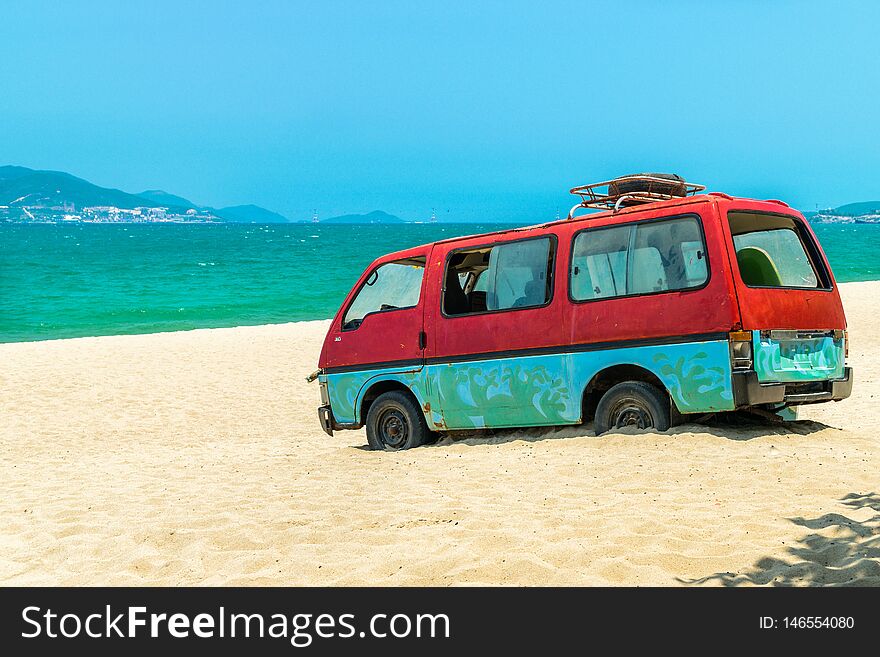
[427, 357, 572, 429]
[650, 350, 731, 410]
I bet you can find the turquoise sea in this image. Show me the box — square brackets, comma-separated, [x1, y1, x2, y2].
[1, 222, 879, 343]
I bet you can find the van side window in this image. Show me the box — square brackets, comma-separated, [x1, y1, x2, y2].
[443, 237, 554, 316]
[728, 212, 825, 288]
[342, 257, 426, 330]
[570, 216, 708, 301]
[569, 225, 630, 299]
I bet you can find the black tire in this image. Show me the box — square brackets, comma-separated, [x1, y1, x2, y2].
[594, 381, 670, 435]
[609, 173, 687, 202]
[365, 391, 429, 451]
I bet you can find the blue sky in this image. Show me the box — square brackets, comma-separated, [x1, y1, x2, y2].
[2, 1, 879, 221]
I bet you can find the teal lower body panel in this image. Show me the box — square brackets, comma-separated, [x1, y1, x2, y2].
[322, 367, 428, 425]
[425, 339, 734, 430]
[322, 339, 735, 432]
[570, 339, 734, 416]
[424, 354, 573, 429]
[752, 331, 845, 383]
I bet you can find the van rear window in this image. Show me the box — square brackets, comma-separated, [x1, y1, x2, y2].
[570, 215, 708, 301]
[728, 212, 824, 288]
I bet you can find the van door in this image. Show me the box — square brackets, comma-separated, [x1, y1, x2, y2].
[423, 233, 569, 430]
[319, 251, 430, 427]
[321, 253, 429, 370]
[722, 209, 847, 384]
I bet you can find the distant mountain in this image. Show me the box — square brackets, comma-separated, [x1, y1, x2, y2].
[216, 204, 290, 223]
[831, 201, 880, 217]
[0, 164, 290, 223]
[807, 199, 880, 225]
[0, 165, 166, 210]
[0, 165, 37, 181]
[321, 210, 405, 224]
[137, 189, 198, 209]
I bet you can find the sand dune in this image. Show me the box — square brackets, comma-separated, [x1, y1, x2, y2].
[1, 282, 878, 586]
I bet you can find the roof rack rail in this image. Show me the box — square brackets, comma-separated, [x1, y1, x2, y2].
[568, 174, 705, 219]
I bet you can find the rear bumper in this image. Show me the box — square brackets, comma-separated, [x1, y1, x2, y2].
[317, 405, 334, 436]
[732, 367, 853, 407]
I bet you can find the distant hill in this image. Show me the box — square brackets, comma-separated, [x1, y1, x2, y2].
[0, 165, 166, 210]
[806, 199, 880, 224]
[216, 204, 290, 223]
[0, 164, 290, 223]
[0, 165, 37, 181]
[322, 210, 405, 224]
[831, 201, 880, 216]
[137, 189, 198, 209]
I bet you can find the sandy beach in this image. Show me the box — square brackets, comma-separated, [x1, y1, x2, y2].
[1, 282, 878, 586]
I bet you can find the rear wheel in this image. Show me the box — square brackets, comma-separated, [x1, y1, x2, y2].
[594, 381, 670, 435]
[365, 391, 429, 451]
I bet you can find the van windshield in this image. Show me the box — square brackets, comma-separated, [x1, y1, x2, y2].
[728, 212, 824, 288]
[342, 257, 426, 330]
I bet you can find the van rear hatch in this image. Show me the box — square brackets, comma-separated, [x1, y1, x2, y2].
[753, 329, 845, 383]
[726, 210, 847, 384]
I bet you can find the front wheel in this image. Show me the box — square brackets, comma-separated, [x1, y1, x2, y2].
[594, 381, 670, 435]
[365, 391, 430, 451]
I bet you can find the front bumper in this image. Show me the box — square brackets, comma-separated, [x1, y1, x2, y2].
[317, 405, 334, 436]
[732, 367, 853, 407]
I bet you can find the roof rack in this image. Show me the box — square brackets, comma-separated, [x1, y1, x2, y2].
[568, 174, 705, 219]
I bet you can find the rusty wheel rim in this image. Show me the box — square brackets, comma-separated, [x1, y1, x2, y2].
[378, 408, 409, 449]
[610, 397, 654, 429]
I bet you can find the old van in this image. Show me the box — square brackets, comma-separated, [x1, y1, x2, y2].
[311, 174, 852, 450]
